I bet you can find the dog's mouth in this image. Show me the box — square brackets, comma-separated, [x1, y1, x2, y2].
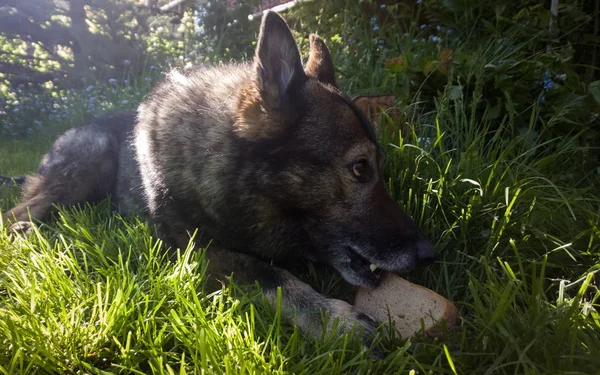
[327, 241, 423, 289]
[340, 245, 384, 289]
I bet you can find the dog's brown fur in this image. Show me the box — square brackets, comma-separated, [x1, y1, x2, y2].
[2, 12, 436, 348]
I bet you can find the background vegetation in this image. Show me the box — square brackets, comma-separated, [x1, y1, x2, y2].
[1, 0, 599, 373]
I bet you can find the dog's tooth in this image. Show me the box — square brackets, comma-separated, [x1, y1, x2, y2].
[370, 264, 377, 272]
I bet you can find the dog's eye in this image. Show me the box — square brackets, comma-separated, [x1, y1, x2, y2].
[350, 160, 369, 180]
[352, 161, 366, 177]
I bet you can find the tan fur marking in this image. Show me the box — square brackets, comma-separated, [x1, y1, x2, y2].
[234, 81, 282, 140]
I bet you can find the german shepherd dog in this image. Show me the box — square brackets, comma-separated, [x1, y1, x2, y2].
[3, 12, 436, 346]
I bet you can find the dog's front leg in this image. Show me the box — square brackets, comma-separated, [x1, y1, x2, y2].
[203, 248, 380, 345]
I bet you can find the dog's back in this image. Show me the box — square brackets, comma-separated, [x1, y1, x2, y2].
[2, 111, 141, 230]
[3, 12, 437, 350]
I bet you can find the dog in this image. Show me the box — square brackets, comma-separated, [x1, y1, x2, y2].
[2, 11, 436, 347]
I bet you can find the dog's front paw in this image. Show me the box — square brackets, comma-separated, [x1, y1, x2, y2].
[326, 299, 378, 340]
[7, 220, 35, 237]
[324, 299, 385, 358]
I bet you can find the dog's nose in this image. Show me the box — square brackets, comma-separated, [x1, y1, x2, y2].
[416, 240, 436, 267]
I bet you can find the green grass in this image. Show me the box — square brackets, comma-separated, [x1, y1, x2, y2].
[1, 95, 598, 374]
[1, 18, 600, 375]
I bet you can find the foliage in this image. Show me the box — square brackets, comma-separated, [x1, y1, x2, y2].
[191, 0, 263, 63]
[0, 65, 163, 138]
[285, 0, 600, 170]
[0, 0, 153, 86]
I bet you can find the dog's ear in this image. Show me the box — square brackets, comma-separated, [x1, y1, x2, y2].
[305, 34, 336, 87]
[254, 11, 305, 107]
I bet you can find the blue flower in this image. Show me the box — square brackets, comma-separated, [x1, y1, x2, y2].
[541, 95, 546, 102]
[420, 24, 427, 29]
[380, 4, 386, 8]
[150, 65, 158, 70]
[417, 0, 422, 4]
[124, 59, 131, 65]
[108, 78, 117, 84]
[430, 35, 439, 42]
[377, 44, 384, 50]
[540, 71, 553, 91]
[436, 25, 441, 31]
[370, 16, 377, 25]
[373, 25, 380, 31]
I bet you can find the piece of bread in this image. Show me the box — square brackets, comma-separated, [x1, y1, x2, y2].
[353, 271, 458, 339]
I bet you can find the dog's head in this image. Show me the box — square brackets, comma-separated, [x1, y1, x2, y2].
[236, 11, 436, 289]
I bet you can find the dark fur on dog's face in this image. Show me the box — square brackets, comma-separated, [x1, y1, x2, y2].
[235, 13, 436, 289]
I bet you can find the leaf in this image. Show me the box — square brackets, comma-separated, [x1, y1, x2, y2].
[483, 101, 503, 120]
[449, 85, 463, 101]
[352, 95, 398, 124]
[481, 19, 496, 34]
[438, 48, 454, 62]
[423, 61, 436, 75]
[438, 48, 454, 74]
[444, 344, 458, 375]
[495, 4, 506, 19]
[589, 81, 600, 106]
[384, 55, 406, 73]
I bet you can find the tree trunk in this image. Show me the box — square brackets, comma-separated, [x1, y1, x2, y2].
[68, 0, 95, 83]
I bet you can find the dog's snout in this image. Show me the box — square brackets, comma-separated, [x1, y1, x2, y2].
[416, 240, 436, 267]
